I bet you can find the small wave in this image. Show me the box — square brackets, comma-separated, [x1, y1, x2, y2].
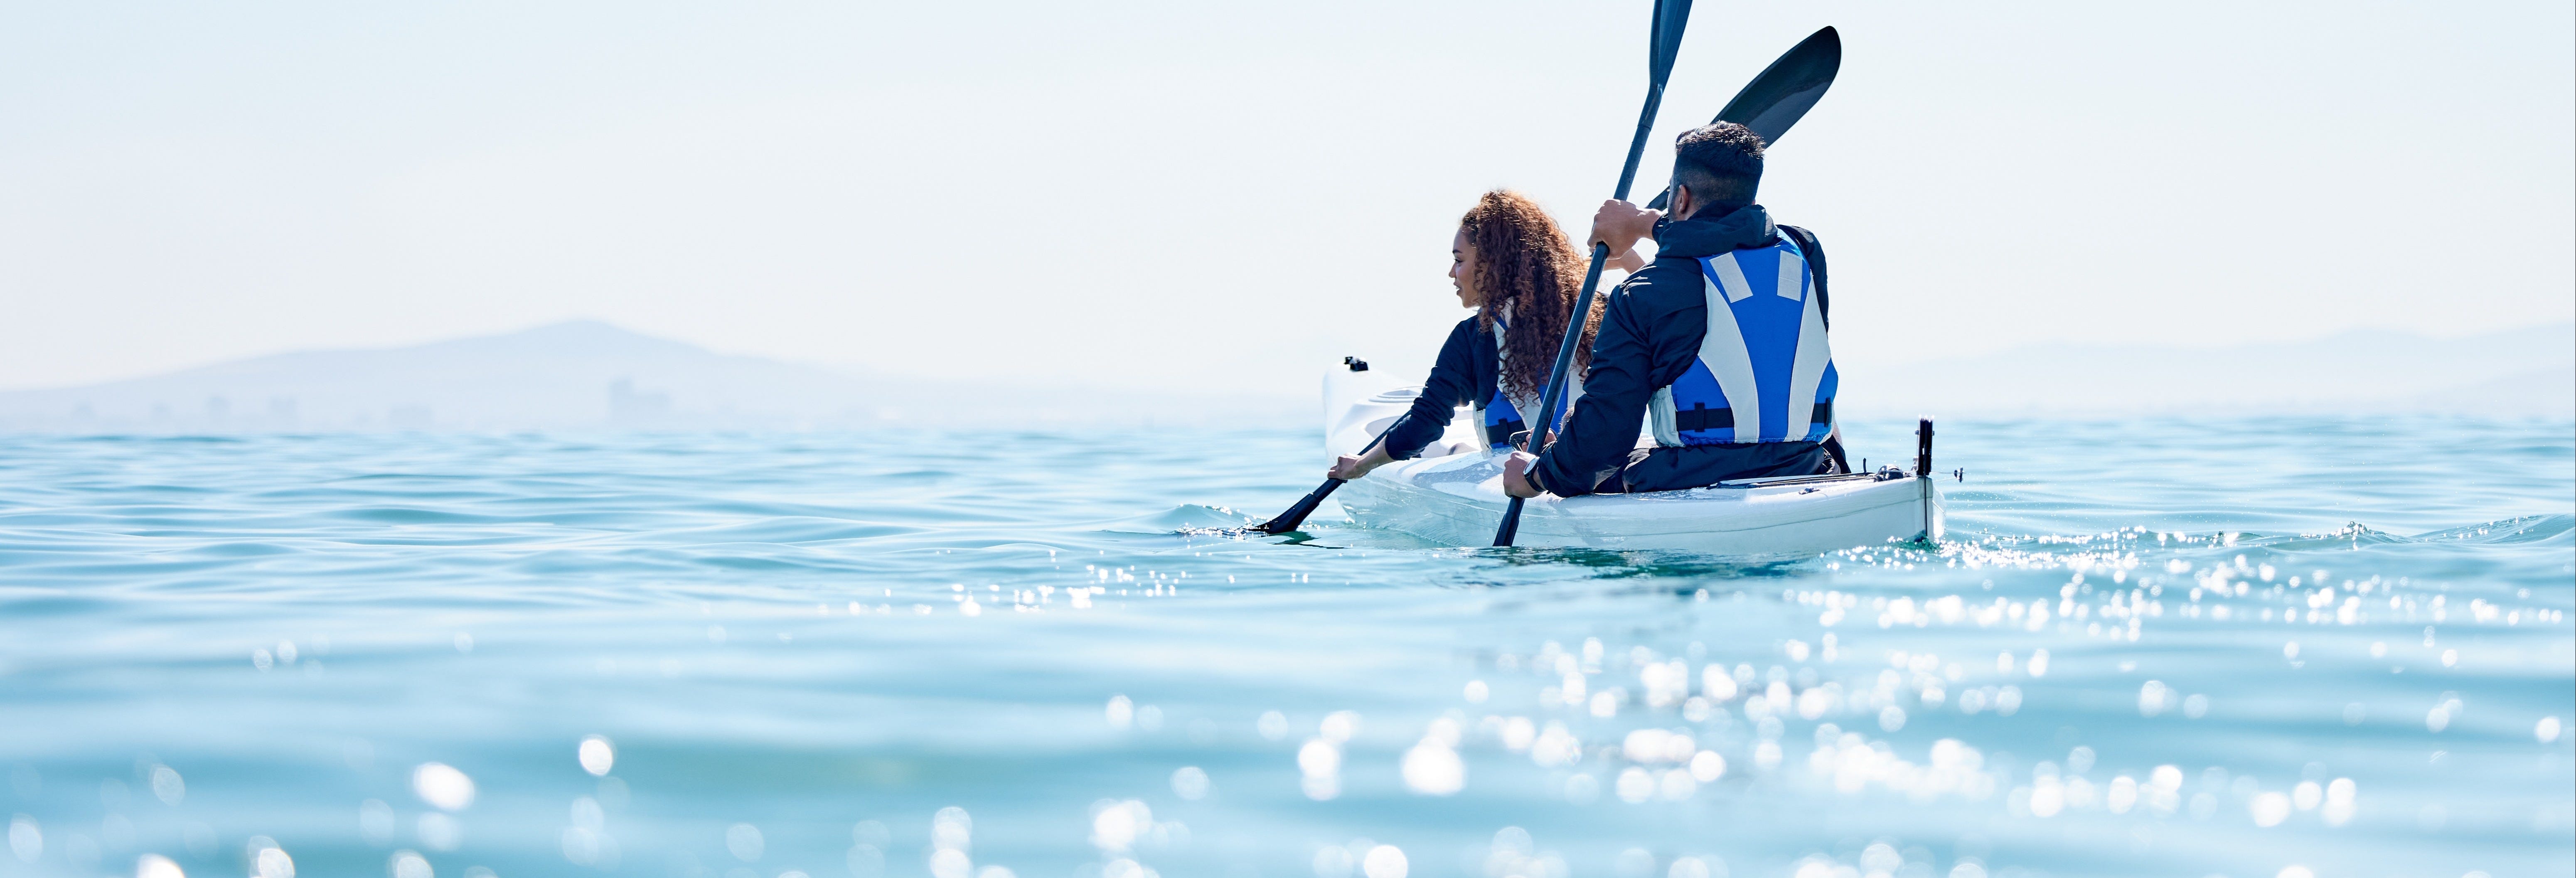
[652, 516, 926, 544]
[61, 434, 248, 445]
[2269, 516, 2574, 548]
[2411, 513, 2574, 545]
[2257, 522, 2414, 551]
[328, 506, 518, 525]
[1100, 504, 1260, 535]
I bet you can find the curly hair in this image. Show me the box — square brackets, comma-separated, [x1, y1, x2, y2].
[1460, 189, 1604, 405]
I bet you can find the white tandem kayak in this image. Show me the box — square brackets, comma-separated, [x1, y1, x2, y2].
[1320, 363, 1943, 555]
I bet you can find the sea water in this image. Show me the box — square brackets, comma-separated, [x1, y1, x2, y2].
[0, 417, 2568, 878]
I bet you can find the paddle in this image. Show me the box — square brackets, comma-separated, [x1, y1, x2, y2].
[1645, 26, 1842, 211]
[1491, 0, 1696, 547]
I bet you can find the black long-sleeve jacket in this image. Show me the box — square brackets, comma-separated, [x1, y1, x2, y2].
[1532, 204, 1804, 495]
[1379, 316, 1500, 460]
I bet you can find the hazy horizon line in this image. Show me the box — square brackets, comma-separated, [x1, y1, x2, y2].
[10, 315, 2571, 396]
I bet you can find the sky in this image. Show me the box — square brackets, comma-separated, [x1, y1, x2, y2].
[2, 1, 2569, 397]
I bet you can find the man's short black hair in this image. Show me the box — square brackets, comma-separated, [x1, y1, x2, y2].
[1673, 122, 1765, 209]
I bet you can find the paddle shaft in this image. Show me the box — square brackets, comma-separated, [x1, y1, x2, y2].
[1493, 82, 1672, 547]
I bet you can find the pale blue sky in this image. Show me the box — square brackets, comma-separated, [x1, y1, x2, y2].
[2, 1, 2569, 395]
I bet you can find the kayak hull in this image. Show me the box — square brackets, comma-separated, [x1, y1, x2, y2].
[1335, 452, 1939, 553]
[1320, 369, 1941, 555]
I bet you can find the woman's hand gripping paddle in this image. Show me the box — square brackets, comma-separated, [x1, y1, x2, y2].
[1644, 26, 1842, 212]
[1491, 0, 1695, 547]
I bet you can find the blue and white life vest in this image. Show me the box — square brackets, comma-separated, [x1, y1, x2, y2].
[1648, 230, 1836, 445]
[1481, 389, 1527, 448]
[1478, 317, 1577, 449]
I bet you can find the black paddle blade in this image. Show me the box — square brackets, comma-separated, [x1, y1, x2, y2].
[1646, 25, 1843, 210]
[1251, 478, 1343, 535]
[1648, 0, 1695, 82]
[1719, 25, 1839, 146]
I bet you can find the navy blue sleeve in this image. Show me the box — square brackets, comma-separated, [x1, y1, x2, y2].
[1381, 317, 1486, 460]
[1532, 263, 1705, 495]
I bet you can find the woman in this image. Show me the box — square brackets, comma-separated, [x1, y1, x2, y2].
[1327, 189, 1641, 480]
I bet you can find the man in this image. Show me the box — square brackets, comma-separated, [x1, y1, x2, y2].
[1503, 121, 1841, 499]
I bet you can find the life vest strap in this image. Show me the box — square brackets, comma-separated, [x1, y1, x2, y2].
[1672, 403, 1831, 438]
[1676, 403, 1733, 432]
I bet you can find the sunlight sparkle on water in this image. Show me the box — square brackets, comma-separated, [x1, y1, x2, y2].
[410, 762, 474, 812]
[578, 735, 615, 776]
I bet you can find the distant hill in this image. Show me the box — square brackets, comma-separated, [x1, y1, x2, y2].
[2, 320, 2564, 433]
[1834, 323, 2574, 420]
[0, 321, 1302, 432]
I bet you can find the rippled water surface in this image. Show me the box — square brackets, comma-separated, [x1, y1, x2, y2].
[0, 417, 2570, 878]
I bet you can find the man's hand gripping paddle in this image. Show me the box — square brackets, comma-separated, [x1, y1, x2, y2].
[1491, 0, 1696, 547]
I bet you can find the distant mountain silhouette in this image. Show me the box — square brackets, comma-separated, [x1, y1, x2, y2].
[0, 321, 1299, 431]
[3, 320, 2564, 432]
[1835, 322, 2574, 419]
